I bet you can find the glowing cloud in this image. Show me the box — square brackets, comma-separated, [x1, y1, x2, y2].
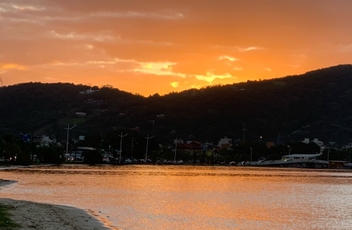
[11, 4, 45, 11]
[1, 63, 27, 70]
[93, 11, 184, 20]
[214, 45, 262, 52]
[194, 72, 234, 83]
[171, 82, 179, 88]
[134, 61, 185, 78]
[218, 55, 238, 62]
[0, 3, 45, 12]
[238, 46, 261, 52]
[49, 31, 116, 42]
[85, 44, 94, 50]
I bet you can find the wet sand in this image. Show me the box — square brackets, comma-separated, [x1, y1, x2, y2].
[0, 180, 118, 230]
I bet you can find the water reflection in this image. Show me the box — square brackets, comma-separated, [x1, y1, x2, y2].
[1, 165, 352, 229]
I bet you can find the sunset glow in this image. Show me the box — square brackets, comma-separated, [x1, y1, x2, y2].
[1, 0, 352, 96]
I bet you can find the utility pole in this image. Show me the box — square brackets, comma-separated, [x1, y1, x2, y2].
[250, 147, 252, 162]
[65, 124, 76, 155]
[130, 137, 134, 159]
[242, 123, 246, 140]
[119, 132, 128, 164]
[174, 138, 179, 163]
[145, 134, 154, 163]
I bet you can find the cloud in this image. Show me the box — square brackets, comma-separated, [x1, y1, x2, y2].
[337, 43, 352, 53]
[133, 60, 236, 84]
[134, 61, 186, 78]
[214, 45, 263, 52]
[193, 72, 235, 83]
[237, 46, 261, 52]
[218, 55, 238, 62]
[0, 3, 45, 12]
[1, 63, 27, 70]
[92, 11, 184, 20]
[48, 31, 117, 42]
[85, 44, 94, 50]
[171, 82, 179, 88]
[11, 4, 45, 11]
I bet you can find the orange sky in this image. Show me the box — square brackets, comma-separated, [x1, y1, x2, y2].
[1, 0, 352, 96]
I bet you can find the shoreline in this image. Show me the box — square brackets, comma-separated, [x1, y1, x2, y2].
[0, 198, 119, 230]
[0, 180, 118, 230]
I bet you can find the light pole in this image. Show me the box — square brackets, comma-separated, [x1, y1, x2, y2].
[174, 138, 179, 163]
[130, 137, 134, 159]
[250, 147, 252, 162]
[242, 123, 246, 140]
[64, 123, 76, 155]
[145, 134, 154, 163]
[119, 132, 128, 164]
[287, 145, 291, 155]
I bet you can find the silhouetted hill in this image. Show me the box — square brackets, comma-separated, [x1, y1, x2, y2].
[1, 64, 352, 146]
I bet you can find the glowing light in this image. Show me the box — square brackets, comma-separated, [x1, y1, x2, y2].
[171, 82, 179, 88]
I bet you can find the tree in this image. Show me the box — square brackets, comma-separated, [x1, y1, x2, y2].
[83, 150, 103, 165]
[36, 146, 62, 164]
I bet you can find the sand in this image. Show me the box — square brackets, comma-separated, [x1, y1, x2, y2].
[0, 180, 118, 230]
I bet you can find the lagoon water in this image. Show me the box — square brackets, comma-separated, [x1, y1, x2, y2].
[1, 165, 352, 230]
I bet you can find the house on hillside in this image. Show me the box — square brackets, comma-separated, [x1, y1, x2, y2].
[302, 138, 324, 148]
[79, 88, 99, 94]
[174, 140, 202, 151]
[36, 135, 57, 147]
[218, 136, 232, 149]
[75, 112, 87, 117]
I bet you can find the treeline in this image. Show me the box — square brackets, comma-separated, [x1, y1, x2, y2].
[0, 135, 62, 165]
[1, 133, 352, 166]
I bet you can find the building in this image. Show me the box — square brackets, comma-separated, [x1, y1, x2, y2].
[281, 153, 322, 161]
[218, 137, 232, 149]
[302, 138, 324, 148]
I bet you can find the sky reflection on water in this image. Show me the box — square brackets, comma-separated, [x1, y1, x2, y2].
[1, 165, 352, 230]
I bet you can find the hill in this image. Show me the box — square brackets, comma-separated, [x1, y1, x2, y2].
[1, 64, 352, 147]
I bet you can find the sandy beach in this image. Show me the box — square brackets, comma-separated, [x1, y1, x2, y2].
[0, 180, 118, 230]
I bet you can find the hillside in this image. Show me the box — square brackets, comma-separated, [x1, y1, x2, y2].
[1, 64, 352, 147]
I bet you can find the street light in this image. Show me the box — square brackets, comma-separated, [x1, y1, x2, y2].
[64, 124, 76, 155]
[242, 123, 246, 140]
[287, 145, 291, 155]
[250, 147, 252, 162]
[174, 138, 179, 163]
[145, 134, 154, 163]
[119, 132, 128, 164]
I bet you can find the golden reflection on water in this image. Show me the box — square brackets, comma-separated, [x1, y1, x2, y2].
[1, 165, 352, 229]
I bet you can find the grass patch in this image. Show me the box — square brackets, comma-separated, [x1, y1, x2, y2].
[0, 204, 19, 229]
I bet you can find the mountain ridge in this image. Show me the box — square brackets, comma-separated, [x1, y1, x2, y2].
[1, 64, 352, 147]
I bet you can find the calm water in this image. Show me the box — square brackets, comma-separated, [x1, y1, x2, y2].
[1, 165, 352, 230]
